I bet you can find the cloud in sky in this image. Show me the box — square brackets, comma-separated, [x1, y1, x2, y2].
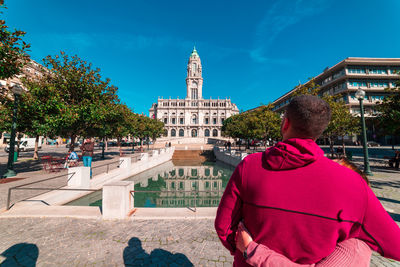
[250, 0, 332, 63]
[35, 31, 246, 63]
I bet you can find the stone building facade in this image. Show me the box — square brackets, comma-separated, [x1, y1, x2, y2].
[149, 48, 239, 140]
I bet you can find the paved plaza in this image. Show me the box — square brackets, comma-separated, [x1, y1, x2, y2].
[0, 147, 400, 266]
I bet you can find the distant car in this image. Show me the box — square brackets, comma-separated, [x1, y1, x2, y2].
[96, 142, 105, 148]
[367, 141, 380, 147]
[121, 141, 133, 147]
[66, 142, 81, 148]
[46, 139, 58, 145]
[107, 141, 118, 147]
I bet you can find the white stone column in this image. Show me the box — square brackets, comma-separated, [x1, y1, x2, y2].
[119, 157, 131, 173]
[68, 167, 90, 188]
[102, 181, 134, 219]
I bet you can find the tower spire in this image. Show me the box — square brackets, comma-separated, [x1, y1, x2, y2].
[186, 47, 203, 99]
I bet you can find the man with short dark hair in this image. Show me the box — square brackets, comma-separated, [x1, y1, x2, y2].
[215, 95, 400, 266]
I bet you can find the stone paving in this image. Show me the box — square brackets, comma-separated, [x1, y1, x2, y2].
[0, 150, 399, 266]
[0, 218, 399, 266]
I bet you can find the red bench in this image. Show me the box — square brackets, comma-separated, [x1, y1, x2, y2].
[41, 155, 65, 172]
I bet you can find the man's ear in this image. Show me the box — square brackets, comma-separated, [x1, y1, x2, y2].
[282, 117, 290, 132]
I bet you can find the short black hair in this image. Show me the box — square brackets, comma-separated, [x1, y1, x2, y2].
[285, 95, 331, 139]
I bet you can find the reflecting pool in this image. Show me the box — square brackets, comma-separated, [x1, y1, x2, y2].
[65, 161, 234, 208]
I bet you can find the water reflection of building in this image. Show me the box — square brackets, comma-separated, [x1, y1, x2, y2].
[136, 165, 225, 207]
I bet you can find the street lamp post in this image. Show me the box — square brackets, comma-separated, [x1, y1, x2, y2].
[2, 83, 24, 178]
[355, 87, 373, 176]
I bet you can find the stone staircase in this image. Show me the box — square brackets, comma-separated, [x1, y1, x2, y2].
[172, 150, 214, 165]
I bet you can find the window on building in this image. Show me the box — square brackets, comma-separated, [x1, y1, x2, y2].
[205, 129, 210, 137]
[369, 68, 387, 74]
[192, 181, 197, 189]
[221, 118, 225, 124]
[179, 129, 184, 137]
[213, 118, 217, 124]
[191, 88, 198, 99]
[205, 168, 210, 176]
[179, 118, 184, 124]
[191, 129, 197, 137]
[348, 68, 366, 74]
[171, 129, 176, 137]
[178, 168, 184, 176]
[370, 82, 388, 88]
[370, 95, 385, 101]
[212, 129, 218, 137]
[390, 69, 399, 74]
[204, 118, 209, 124]
[172, 118, 176, 124]
[192, 115, 197, 124]
[164, 118, 167, 124]
[348, 81, 367, 87]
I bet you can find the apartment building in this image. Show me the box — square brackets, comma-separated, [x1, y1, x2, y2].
[272, 57, 400, 144]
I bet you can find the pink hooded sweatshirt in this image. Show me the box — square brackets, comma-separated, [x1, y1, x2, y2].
[215, 138, 400, 266]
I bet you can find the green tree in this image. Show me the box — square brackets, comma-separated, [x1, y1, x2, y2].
[322, 95, 359, 156]
[148, 118, 165, 148]
[16, 77, 66, 159]
[222, 105, 281, 150]
[0, 5, 30, 136]
[0, 6, 30, 80]
[376, 79, 400, 149]
[42, 52, 120, 151]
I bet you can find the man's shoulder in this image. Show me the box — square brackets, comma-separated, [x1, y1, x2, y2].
[242, 152, 263, 163]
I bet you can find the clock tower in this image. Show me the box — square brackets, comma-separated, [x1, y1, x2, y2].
[186, 47, 203, 99]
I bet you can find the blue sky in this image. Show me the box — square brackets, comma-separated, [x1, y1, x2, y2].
[3, 0, 400, 114]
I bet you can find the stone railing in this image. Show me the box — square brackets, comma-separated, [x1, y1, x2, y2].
[213, 146, 247, 167]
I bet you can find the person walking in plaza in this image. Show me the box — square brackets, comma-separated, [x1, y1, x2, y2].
[215, 95, 400, 266]
[80, 138, 94, 178]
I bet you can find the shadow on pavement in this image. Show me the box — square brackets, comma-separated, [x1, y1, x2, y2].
[123, 237, 193, 267]
[0, 243, 39, 267]
[388, 211, 400, 222]
[378, 196, 400, 205]
[371, 180, 400, 190]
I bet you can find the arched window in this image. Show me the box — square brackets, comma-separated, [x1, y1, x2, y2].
[179, 129, 184, 137]
[191, 129, 197, 137]
[192, 114, 197, 124]
[205, 129, 210, 137]
[171, 129, 176, 137]
[212, 129, 218, 137]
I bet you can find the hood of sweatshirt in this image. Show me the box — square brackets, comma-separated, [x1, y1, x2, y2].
[263, 138, 325, 170]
